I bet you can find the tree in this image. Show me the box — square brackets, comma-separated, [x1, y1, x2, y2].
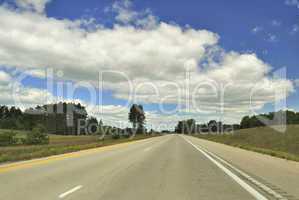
[175, 121, 184, 133]
[87, 117, 98, 134]
[240, 116, 251, 129]
[128, 104, 146, 134]
[175, 119, 196, 134]
[208, 120, 218, 132]
[186, 119, 196, 134]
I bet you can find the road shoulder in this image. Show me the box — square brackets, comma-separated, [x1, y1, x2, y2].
[186, 135, 299, 199]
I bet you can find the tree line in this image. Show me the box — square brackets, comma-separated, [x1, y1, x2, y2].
[0, 106, 23, 130]
[0, 103, 147, 136]
[240, 110, 299, 129]
[175, 110, 299, 134]
[0, 103, 88, 134]
[0, 102, 148, 146]
[175, 119, 240, 134]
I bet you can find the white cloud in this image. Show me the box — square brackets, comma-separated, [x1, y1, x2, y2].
[111, 0, 138, 24]
[271, 20, 281, 27]
[0, 71, 53, 107]
[86, 104, 130, 128]
[0, 2, 294, 128]
[0, 70, 89, 112]
[16, 0, 51, 13]
[291, 24, 299, 34]
[0, 70, 12, 83]
[25, 68, 46, 78]
[0, 6, 218, 83]
[109, 0, 158, 28]
[285, 0, 299, 8]
[294, 79, 299, 87]
[267, 33, 278, 42]
[251, 26, 263, 34]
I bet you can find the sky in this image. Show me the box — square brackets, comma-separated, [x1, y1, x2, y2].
[0, 0, 298, 130]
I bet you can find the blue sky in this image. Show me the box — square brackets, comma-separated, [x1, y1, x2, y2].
[0, 0, 298, 128]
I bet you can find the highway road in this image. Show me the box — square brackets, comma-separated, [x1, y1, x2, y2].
[0, 135, 297, 200]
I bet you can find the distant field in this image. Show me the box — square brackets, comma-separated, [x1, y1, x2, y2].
[0, 129, 99, 145]
[0, 129, 160, 163]
[194, 125, 299, 162]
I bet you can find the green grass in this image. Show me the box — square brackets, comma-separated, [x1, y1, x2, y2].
[0, 130, 160, 163]
[193, 125, 299, 162]
[0, 129, 28, 137]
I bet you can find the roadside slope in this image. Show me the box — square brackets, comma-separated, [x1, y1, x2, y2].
[194, 125, 299, 161]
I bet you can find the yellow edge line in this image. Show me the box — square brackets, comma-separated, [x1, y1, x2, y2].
[0, 139, 147, 174]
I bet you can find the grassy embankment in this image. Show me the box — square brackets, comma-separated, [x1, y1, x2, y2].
[194, 125, 299, 162]
[0, 130, 160, 164]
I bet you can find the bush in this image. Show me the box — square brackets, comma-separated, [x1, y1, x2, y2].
[0, 131, 17, 146]
[111, 133, 120, 139]
[123, 132, 131, 138]
[26, 125, 49, 145]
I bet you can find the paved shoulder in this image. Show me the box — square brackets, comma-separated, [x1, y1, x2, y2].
[186, 135, 299, 199]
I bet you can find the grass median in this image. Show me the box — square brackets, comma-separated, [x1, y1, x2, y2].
[192, 125, 299, 162]
[0, 133, 160, 164]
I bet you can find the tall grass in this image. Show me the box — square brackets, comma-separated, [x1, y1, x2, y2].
[195, 125, 299, 161]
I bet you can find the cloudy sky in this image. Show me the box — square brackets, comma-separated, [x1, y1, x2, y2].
[0, 0, 298, 130]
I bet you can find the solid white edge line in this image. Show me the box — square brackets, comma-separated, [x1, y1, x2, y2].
[195, 141, 287, 200]
[59, 185, 83, 199]
[181, 136, 268, 200]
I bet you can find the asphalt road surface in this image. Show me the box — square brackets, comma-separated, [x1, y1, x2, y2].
[0, 135, 297, 200]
